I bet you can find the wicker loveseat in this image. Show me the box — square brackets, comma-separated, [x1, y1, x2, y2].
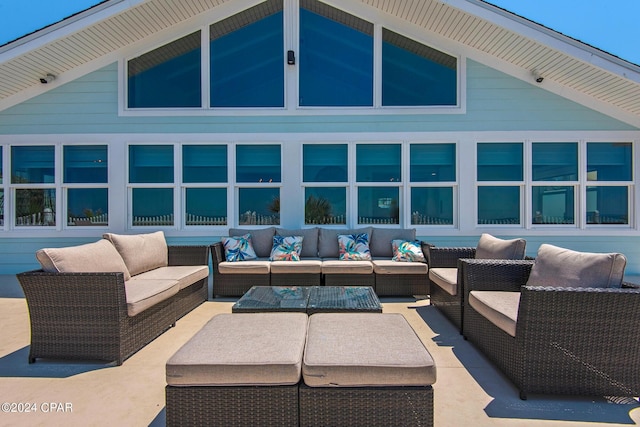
[17, 231, 209, 365]
[461, 244, 640, 399]
[210, 227, 430, 297]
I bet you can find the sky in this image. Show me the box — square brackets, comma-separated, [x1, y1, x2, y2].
[0, 0, 639, 65]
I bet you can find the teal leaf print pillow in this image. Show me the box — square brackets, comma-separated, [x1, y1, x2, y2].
[338, 234, 371, 261]
[221, 233, 258, 262]
[391, 239, 425, 262]
[270, 235, 304, 261]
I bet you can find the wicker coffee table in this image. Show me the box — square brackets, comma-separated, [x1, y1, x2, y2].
[232, 286, 382, 314]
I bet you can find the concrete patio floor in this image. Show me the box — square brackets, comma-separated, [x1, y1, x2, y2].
[1, 274, 639, 427]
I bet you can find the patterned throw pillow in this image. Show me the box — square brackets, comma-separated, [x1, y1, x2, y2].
[338, 234, 372, 261]
[221, 234, 258, 262]
[392, 239, 425, 262]
[270, 236, 304, 261]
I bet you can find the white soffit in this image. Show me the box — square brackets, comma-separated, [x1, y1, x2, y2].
[0, 0, 639, 126]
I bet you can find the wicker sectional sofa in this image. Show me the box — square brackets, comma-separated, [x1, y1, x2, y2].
[17, 231, 209, 365]
[211, 226, 430, 297]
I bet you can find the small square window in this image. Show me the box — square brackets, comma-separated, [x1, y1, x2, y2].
[132, 188, 174, 226]
[238, 188, 280, 225]
[305, 187, 346, 224]
[11, 146, 55, 184]
[236, 145, 281, 183]
[478, 186, 520, 225]
[532, 186, 575, 225]
[356, 144, 401, 182]
[358, 186, 399, 224]
[411, 187, 453, 225]
[64, 145, 108, 184]
[129, 145, 174, 184]
[67, 188, 108, 226]
[186, 188, 227, 226]
[15, 188, 56, 226]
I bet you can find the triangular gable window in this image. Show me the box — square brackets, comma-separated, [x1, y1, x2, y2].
[124, 0, 459, 111]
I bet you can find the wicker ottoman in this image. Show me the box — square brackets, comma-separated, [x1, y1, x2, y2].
[301, 313, 436, 427]
[165, 313, 308, 427]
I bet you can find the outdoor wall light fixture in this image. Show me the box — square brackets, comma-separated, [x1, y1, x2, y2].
[532, 70, 544, 83]
[39, 73, 56, 84]
[287, 50, 295, 65]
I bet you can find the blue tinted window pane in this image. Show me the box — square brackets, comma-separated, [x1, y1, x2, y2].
[587, 142, 632, 181]
[532, 186, 575, 224]
[15, 189, 56, 226]
[0, 190, 3, 226]
[299, 1, 373, 106]
[128, 31, 201, 108]
[587, 186, 628, 224]
[129, 145, 174, 183]
[532, 143, 577, 181]
[410, 144, 455, 182]
[183, 145, 227, 183]
[0, 149, 3, 184]
[236, 145, 281, 183]
[67, 188, 108, 226]
[477, 143, 522, 181]
[357, 144, 401, 182]
[382, 29, 457, 106]
[411, 187, 453, 225]
[305, 187, 346, 224]
[64, 145, 108, 183]
[358, 187, 399, 224]
[186, 188, 227, 225]
[132, 188, 173, 226]
[11, 146, 54, 184]
[238, 188, 280, 225]
[478, 186, 520, 225]
[303, 144, 348, 182]
[210, 1, 284, 107]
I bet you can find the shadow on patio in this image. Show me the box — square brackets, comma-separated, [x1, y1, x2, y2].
[416, 305, 640, 425]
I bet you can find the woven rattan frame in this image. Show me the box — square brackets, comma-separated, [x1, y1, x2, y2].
[211, 242, 270, 297]
[299, 383, 433, 426]
[425, 246, 475, 331]
[17, 245, 209, 365]
[270, 272, 322, 286]
[461, 259, 640, 399]
[166, 384, 299, 427]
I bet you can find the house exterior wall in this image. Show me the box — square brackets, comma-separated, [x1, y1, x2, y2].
[0, 59, 639, 275]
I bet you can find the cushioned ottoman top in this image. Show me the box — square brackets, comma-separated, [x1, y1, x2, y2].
[166, 313, 308, 386]
[303, 313, 436, 387]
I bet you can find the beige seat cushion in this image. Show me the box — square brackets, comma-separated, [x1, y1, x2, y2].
[36, 239, 131, 281]
[429, 268, 458, 296]
[218, 260, 271, 274]
[166, 313, 308, 386]
[103, 231, 168, 276]
[133, 265, 209, 289]
[321, 260, 373, 274]
[124, 278, 180, 316]
[371, 259, 427, 275]
[303, 313, 436, 387]
[270, 260, 322, 274]
[526, 243, 627, 289]
[468, 291, 520, 337]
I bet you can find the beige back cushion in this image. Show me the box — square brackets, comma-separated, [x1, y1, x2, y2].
[526, 244, 626, 289]
[103, 231, 168, 276]
[36, 239, 131, 281]
[475, 233, 526, 260]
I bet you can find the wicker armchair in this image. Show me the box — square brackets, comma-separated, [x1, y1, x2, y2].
[17, 245, 209, 365]
[427, 234, 526, 331]
[461, 254, 640, 399]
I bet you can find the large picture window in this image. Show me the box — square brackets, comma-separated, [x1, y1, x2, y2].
[410, 143, 456, 225]
[356, 144, 401, 224]
[64, 145, 108, 226]
[303, 144, 348, 225]
[382, 29, 457, 106]
[477, 143, 522, 225]
[183, 144, 228, 226]
[129, 145, 174, 226]
[127, 32, 202, 108]
[210, 0, 284, 108]
[237, 145, 281, 225]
